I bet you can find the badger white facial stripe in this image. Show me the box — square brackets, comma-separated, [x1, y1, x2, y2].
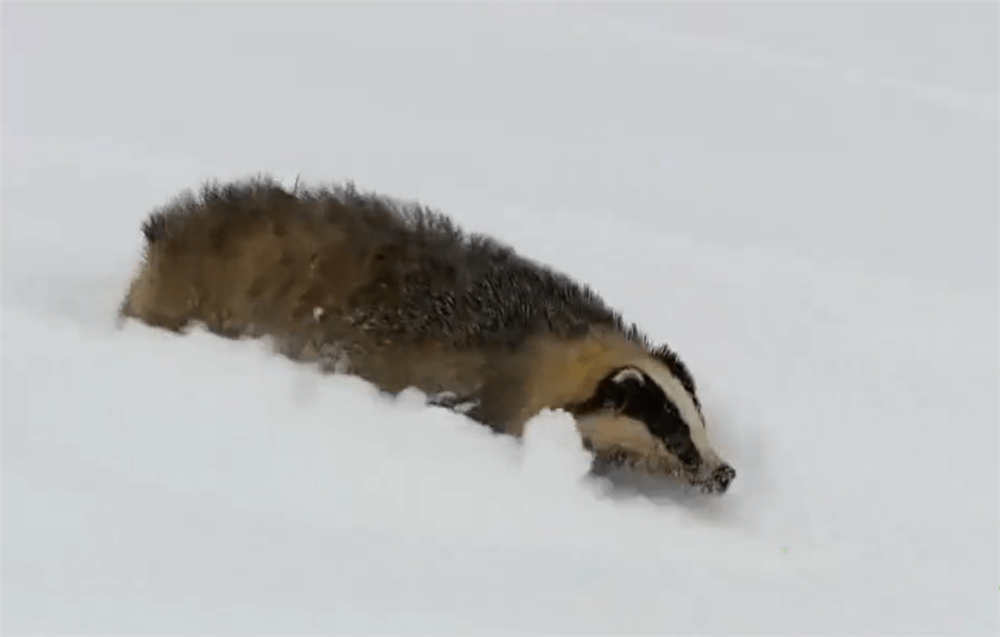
[636, 359, 721, 467]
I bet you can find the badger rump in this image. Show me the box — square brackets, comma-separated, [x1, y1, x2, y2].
[118, 175, 736, 494]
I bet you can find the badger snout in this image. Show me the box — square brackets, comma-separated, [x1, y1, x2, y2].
[699, 463, 736, 494]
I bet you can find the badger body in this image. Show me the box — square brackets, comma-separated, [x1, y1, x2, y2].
[120, 176, 736, 493]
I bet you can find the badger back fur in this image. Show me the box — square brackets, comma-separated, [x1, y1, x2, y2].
[119, 176, 736, 493]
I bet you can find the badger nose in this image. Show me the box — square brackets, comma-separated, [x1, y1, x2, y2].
[710, 463, 736, 493]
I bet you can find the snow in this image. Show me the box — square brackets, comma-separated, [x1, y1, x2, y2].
[2, 2, 997, 635]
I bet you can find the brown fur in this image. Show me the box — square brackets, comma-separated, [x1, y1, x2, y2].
[119, 176, 718, 481]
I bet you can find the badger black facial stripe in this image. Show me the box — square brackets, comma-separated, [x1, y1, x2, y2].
[618, 372, 702, 470]
[636, 360, 716, 464]
[563, 367, 704, 472]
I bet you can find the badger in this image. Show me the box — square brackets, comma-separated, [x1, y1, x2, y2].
[118, 176, 736, 493]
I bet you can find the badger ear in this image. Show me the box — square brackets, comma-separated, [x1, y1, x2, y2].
[568, 367, 649, 417]
[610, 368, 645, 385]
[600, 367, 645, 409]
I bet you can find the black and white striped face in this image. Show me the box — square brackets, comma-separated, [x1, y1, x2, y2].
[571, 363, 735, 494]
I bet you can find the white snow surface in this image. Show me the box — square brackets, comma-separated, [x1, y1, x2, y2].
[2, 3, 997, 635]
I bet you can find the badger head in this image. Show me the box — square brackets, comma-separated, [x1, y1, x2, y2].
[569, 357, 736, 494]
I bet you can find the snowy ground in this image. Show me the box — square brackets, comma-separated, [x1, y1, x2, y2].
[2, 3, 997, 635]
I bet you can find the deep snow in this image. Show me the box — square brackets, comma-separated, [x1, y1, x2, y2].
[2, 3, 997, 635]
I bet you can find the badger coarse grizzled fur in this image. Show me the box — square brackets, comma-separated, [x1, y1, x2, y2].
[119, 176, 736, 493]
